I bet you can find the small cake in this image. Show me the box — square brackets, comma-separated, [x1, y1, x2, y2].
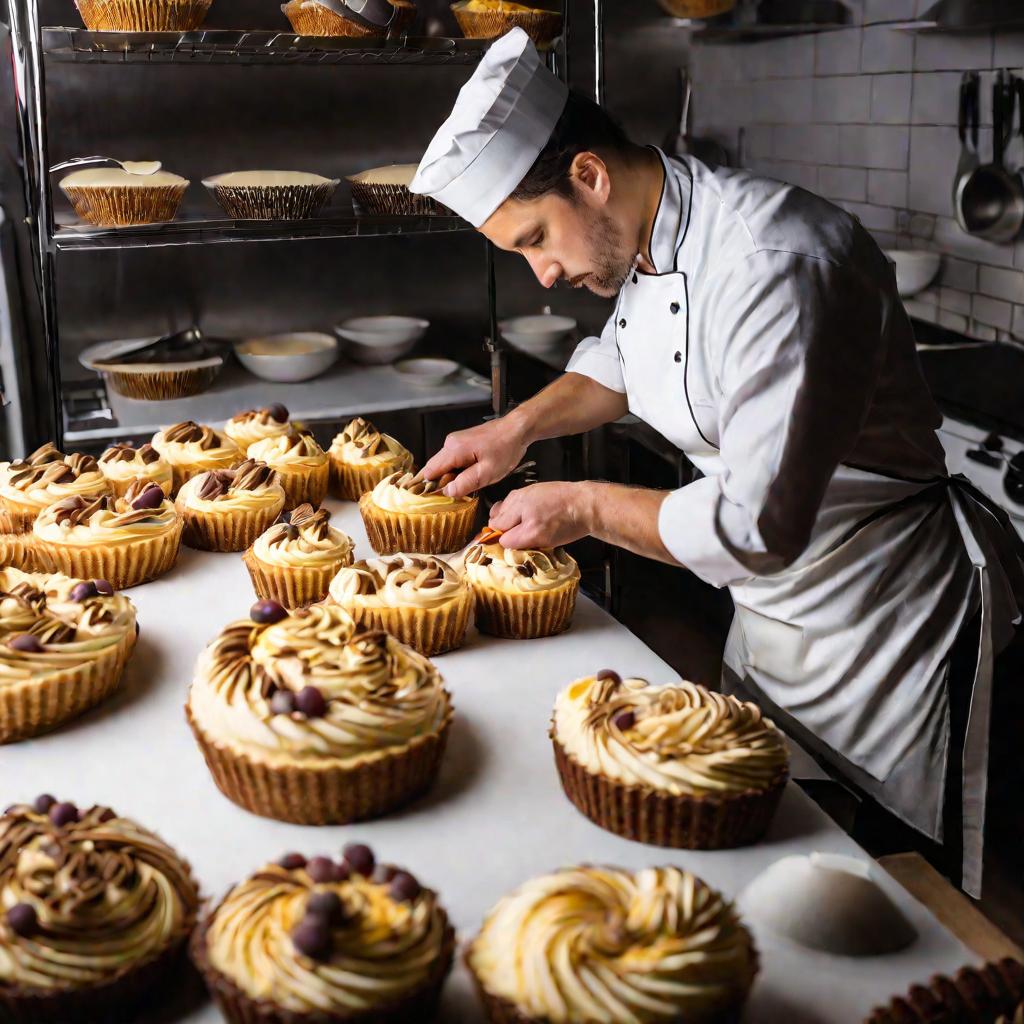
[467, 865, 758, 1024]
[223, 403, 293, 452]
[98, 442, 173, 500]
[247, 431, 329, 511]
[551, 673, 790, 849]
[0, 569, 137, 742]
[359, 471, 477, 555]
[452, 0, 562, 48]
[0, 797, 200, 1023]
[328, 554, 472, 657]
[462, 542, 579, 639]
[243, 503, 355, 609]
[347, 165, 447, 216]
[328, 417, 413, 501]
[282, 0, 417, 37]
[175, 459, 285, 553]
[59, 166, 190, 227]
[186, 601, 453, 824]
[32, 482, 182, 590]
[191, 843, 454, 1024]
[151, 420, 241, 496]
[0, 447, 109, 534]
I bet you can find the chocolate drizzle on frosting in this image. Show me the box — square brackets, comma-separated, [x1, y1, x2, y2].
[162, 421, 219, 450]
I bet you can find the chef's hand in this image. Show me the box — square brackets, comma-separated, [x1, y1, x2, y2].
[489, 482, 591, 549]
[419, 416, 528, 498]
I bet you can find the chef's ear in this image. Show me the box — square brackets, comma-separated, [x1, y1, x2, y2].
[569, 151, 611, 207]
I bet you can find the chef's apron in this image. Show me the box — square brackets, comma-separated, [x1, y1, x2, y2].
[614, 233, 1024, 897]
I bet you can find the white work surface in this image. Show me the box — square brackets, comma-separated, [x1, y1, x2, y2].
[2, 499, 976, 1023]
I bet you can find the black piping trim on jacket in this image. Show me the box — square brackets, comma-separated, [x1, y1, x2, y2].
[682, 272, 718, 451]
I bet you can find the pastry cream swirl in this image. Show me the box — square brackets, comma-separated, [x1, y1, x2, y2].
[176, 460, 284, 514]
[554, 675, 789, 797]
[0, 450, 109, 512]
[330, 555, 466, 611]
[329, 418, 412, 469]
[224, 407, 292, 450]
[463, 543, 578, 594]
[369, 472, 471, 515]
[469, 865, 757, 1024]
[33, 490, 178, 547]
[247, 432, 328, 471]
[252, 505, 353, 568]
[98, 443, 172, 488]
[151, 421, 240, 470]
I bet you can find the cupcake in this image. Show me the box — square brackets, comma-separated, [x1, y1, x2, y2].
[462, 542, 579, 639]
[0, 569, 137, 742]
[186, 601, 453, 824]
[328, 554, 472, 657]
[150, 420, 241, 496]
[243, 503, 355, 609]
[359, 471, 477, 555]
[191, 843, 454, 1024]
[32, 482, 182, 590]
[282, 0, 417, 37]
[452, 0, 562, 48]
[328, 417, 413, 501]
[0, 447, 109, 535]
[347, 165, 447, 217]
[97, 442, 173, 500]
[0, 797, 200, 1023]
[247, 431, 329, 511]
[467, 865, 758, 1024]
[223, 403, 293, 452]
[551, 673, 790, 849]
[74, 0, 213, 31]
[175, 459, 285, 553]
[59, 167, 190, 227]
[0, 533, 49, 573]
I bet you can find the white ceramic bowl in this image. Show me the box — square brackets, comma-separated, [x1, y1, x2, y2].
[394, 357, 459, 387]
[500, 314, 577, 353]
[335, 316, 429, 365]
[234, 332, 338, 383]
[884, 249, 941, 297]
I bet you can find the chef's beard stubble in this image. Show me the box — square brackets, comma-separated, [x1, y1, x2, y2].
[563, 205, 633, 297]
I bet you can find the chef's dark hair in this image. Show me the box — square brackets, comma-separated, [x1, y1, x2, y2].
[511, 90, 631, 202]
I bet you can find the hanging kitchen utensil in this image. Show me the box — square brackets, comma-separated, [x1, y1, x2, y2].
[952, 71, 980, 219]
[957, 69, 1024, 243]
[49, 156, 163, 176]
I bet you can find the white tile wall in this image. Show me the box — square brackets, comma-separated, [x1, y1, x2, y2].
[690, 1, 1024, 341]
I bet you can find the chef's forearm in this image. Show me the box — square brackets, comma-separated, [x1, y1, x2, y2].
[506, 372, 628, 447]
[577, 482, 680, 566]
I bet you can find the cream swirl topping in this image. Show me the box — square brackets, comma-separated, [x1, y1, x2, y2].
[247, 431, 328, 471]
[368, 472, 471, 515]
[188, 604, 450, 764]
[0, 802, 199, 991]
[0, 569, 136, 684]
[33, 483, 178, 546]
[252, 505, 353, 568]
[330, 555, 466, 611]
[469, 865, 757, 1024]
[463, 543, 579, 594]
[205, 858, 448, 1013]
[151, 421, 239, 469]
[329, 418, 413, 469]
[176, 460, 284, 514]
[553, 675, 789, 797]
[97, 443, 172, 486]
[0, 449, 109, 512]
[224, 405, 292, 450]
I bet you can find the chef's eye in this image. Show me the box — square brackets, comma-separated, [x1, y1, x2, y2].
[529, 232, 544, 249]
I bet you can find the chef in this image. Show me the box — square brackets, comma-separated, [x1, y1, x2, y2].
[410, 28, 1024, 894]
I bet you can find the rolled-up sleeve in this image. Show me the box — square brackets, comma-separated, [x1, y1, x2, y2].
[658, 249, 887, 587]
[565, 312, 626, 394]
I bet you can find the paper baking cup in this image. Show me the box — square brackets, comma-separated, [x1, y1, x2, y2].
[657, 0, 735, 17]
[348, 180, 446, 217]
[243, 549, 353, 610]
[178, 500, 284, 553]
[61, 183, 188, 228]
[281, 0, 417, 37]
[0, 630, 135, 744]
[329, 454, 414, 502]
[330, 593, 472, 658]
[0, 533, 53, 572]
[552, 737, 787, 850]
[0, 497, 45, 535]
[472, 578, 578, 640]
[102, 365, 220, 402]
[866, 959, 1024, 1024]
[359, 494, 479, 555]
[187, 703, 452, 825]
[275, 462, 330, 511]
[191, 895, 455, 1024]
[206, 180, 338, 221]
[451, 3, 561, 48]
[75, 0, 213, 30]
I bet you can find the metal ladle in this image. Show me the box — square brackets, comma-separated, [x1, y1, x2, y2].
[952, 71, 979, 216]
[49, 156, 163, 176]
[306, 0, 396, 31]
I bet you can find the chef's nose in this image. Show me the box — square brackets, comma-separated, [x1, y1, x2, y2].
[524, 252, 562, 289]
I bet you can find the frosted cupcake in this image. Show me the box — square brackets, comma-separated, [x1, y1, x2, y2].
[186, 602, 452, 824]
[328, 418, 413, 501]
[192, 843, 454, 1024]
[0, 569, 137, 742]
[0, 797, 200, 1023]
[328, 554, 472, 657]
[0, 447, 109, 534]
[467, 865, 758, 1024]
[32, 481, 182, 590]
[359, 471, 477, 555]
[243, 503, 355, 609]
[98, 442, 173, 500]
[247, 431, 329, 511]
[552, 673, 790, 849]
[462, 543, 579, 639]
[151, 420, 241, 496]
[175, 459, 285, 553]
[224, 403, 293, 452]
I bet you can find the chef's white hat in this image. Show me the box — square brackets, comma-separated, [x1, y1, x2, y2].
[409, 28, 569, 228]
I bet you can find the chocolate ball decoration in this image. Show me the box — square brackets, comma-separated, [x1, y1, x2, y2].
[342, 843, 375, 877]
[70, 581, 98, 602]
[251, 599, 288, 625]
[596, 669, 622, 686]
[33, 794, 56, 814]
[93, 579, 114, 596]
[291, 915, 331, 960]
[306, 857, 336, 884]
[295, 686, 327, 718]
[8, 634, 43, 653]
[267, 403, 289, 423]
[48, 801, 79, 827]
[306, 890, 345, 926]
[613, 710, 636, 731]
[130, 485, 164, 511]
[6, 903, 37, 938]
[278, 852, 307, 870]
[388, 872, 421, 903]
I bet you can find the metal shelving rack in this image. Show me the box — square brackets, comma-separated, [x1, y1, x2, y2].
[7, 0, 602, 450]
